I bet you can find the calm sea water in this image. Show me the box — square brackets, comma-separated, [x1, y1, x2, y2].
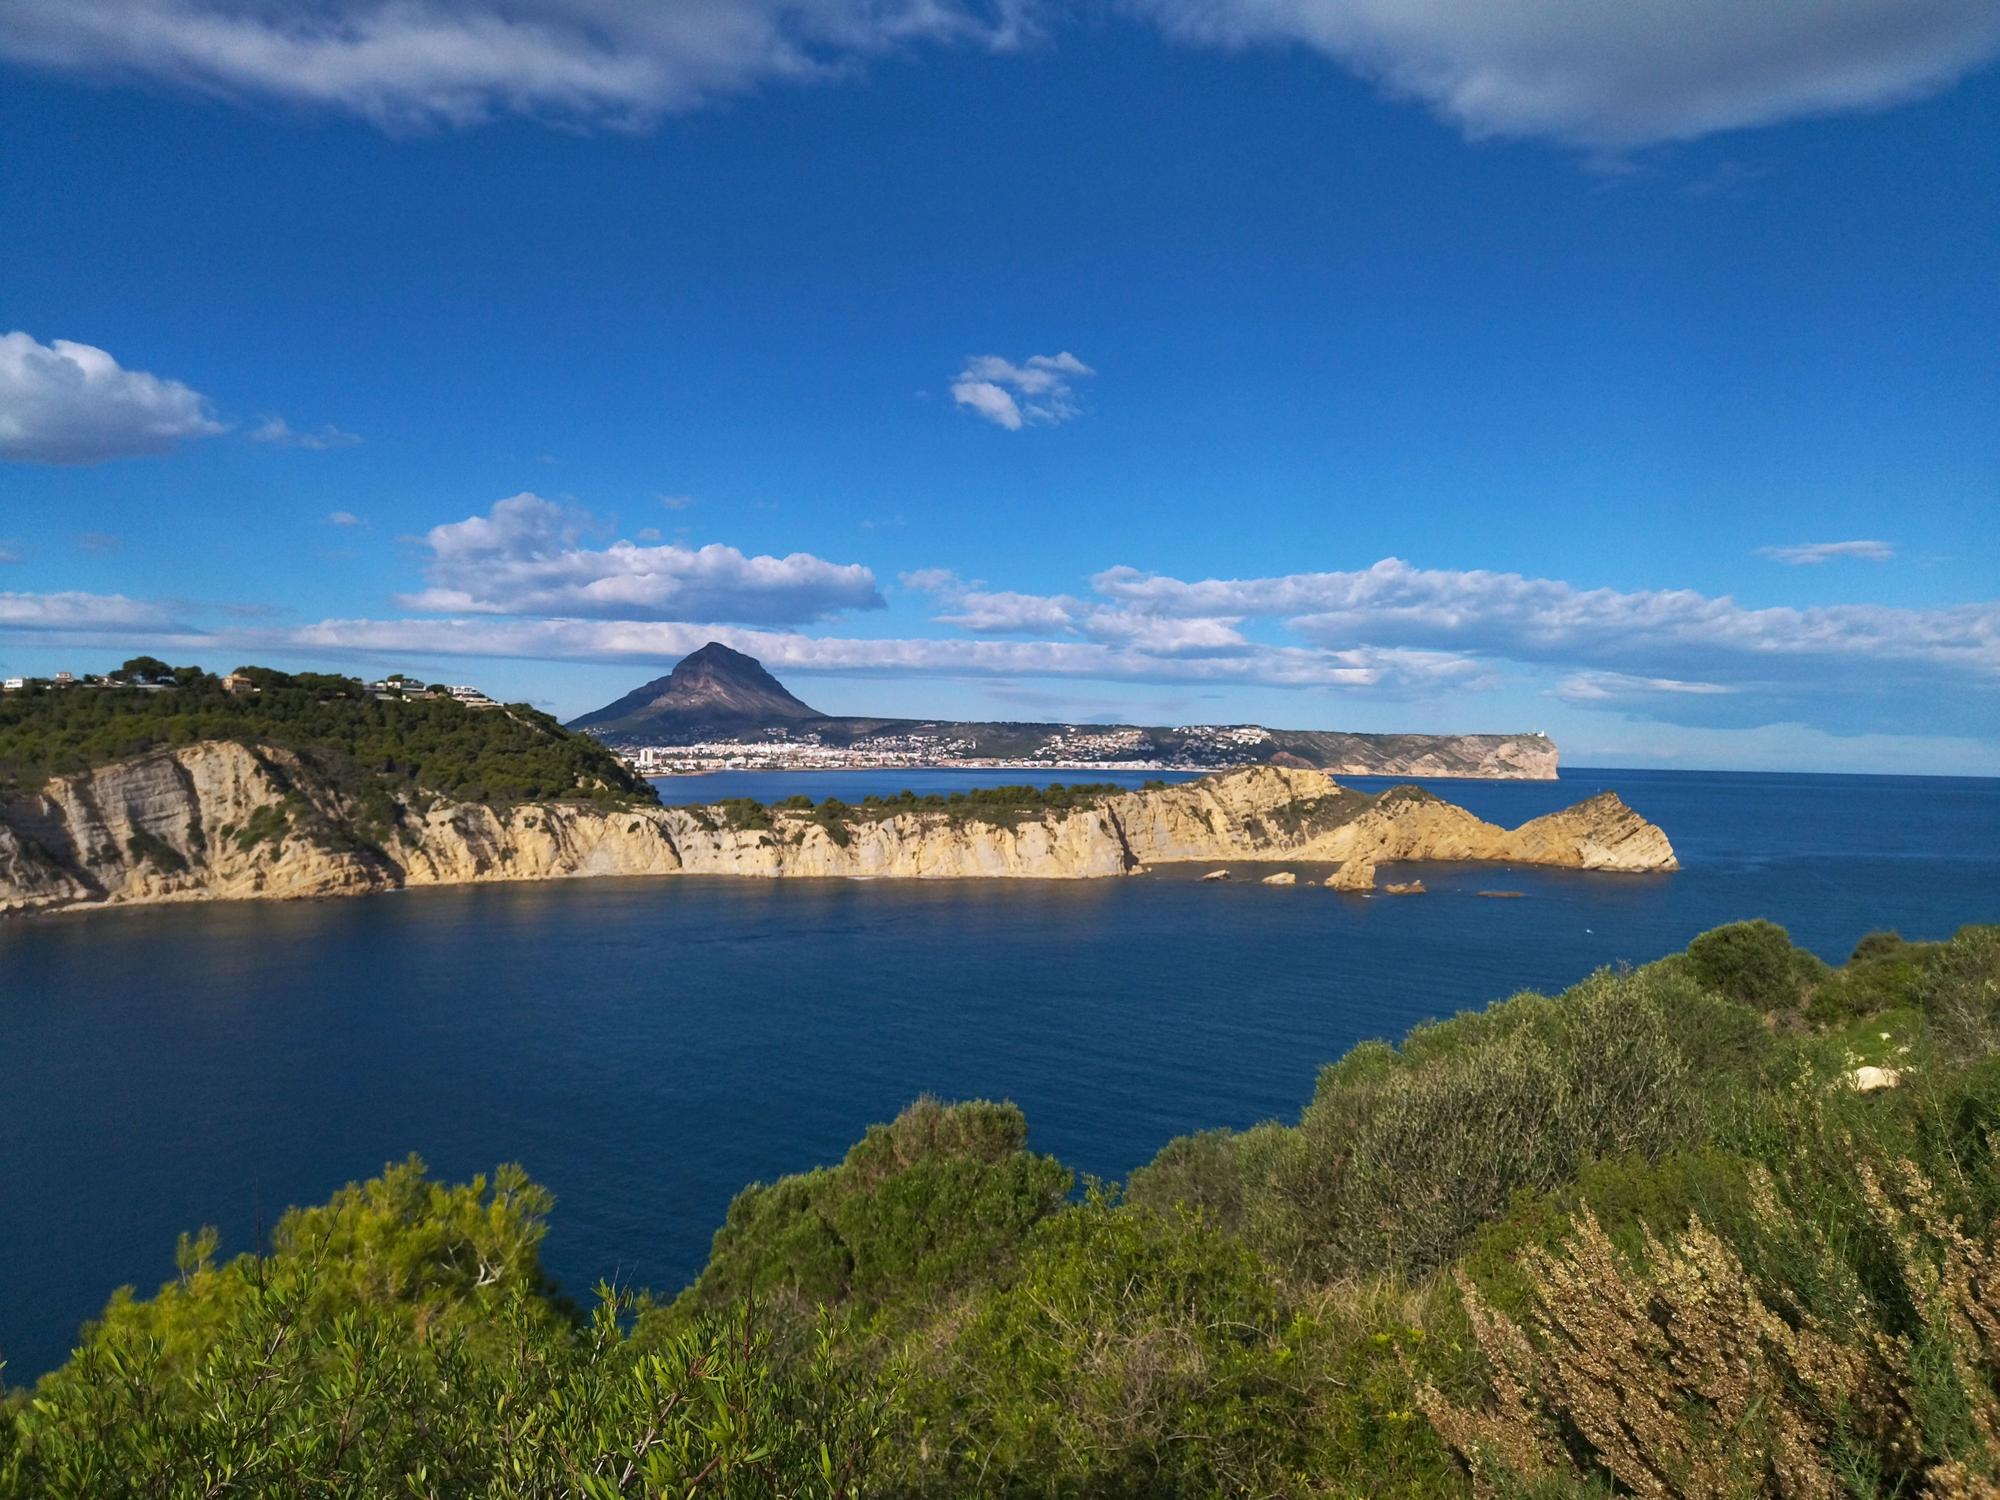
[2, 767, 1996, 1378]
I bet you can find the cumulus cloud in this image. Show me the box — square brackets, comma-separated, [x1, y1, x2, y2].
[1757, 539, 1896, 565]
[401, 492, 885, 624]
[0, 0, 1035, 131]
[1130, 0, 2000, 147]
[0, 331, 225, 465]
[252, 415, 362, 450]
[951, 351, 1094, 430]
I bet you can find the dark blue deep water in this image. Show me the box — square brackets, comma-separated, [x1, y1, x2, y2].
[3, 767, 1997, 1378]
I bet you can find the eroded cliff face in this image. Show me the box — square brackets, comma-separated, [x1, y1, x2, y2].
[0, 748, 1673, 917]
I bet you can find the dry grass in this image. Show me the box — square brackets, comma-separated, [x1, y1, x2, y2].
[1418, 1154, 2000, 1498]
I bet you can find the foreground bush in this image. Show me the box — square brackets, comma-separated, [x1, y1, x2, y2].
[1, 1160, 887, 1499]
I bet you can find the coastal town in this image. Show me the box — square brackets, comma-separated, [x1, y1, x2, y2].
[619, 721, 1285, 776]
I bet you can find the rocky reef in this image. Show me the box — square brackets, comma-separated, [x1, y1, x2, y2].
[0, 748, 1673, 917]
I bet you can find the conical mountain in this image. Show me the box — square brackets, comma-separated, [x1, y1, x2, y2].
[568, 642, 823, 739]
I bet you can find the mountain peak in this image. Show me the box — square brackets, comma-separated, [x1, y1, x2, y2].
[567, 642, 821, 736]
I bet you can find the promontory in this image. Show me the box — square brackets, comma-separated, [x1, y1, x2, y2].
[0, 662, 1672, 917]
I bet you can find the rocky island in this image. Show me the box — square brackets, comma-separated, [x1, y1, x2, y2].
[0, 662, 1671, 915]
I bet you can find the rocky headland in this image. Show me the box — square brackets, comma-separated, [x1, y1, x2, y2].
[0, 746, 1673, 917]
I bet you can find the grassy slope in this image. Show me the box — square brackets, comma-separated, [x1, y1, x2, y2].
[6, 919, 2000, 1498]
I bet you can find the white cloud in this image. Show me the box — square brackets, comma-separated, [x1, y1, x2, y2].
[401, 492, 885, 624]
[1554, 671, 1737, 704]
[326, 510, 365, 527]
[0, 331, 224, 465]
[951, 351, 1094, 430]
[897, 567, 962, 594]
[280, 613, 1485, 693]
[0, 0, 1036, 131]
[0, 544, 20, 564]
[1088, 558, 1999, 685]
[1130, 0, 2000, 147]
[0, 590, 182, 631]
[4, 0, 1990, 147]
[1757, 539, 1895, 565]
[893, 556, 1997, 731]
[252, 415, 362, 450]
[904, 569, 1249, 653]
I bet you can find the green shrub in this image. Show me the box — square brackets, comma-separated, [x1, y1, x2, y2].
[893, 1196, 1308, 1495]
[232, 802, 290, 852]
[122, 829, 187, 874]
[665, 1098, 1071, 1334]
[1683, 918, 1826, 1010]
[718, 797, 773, 832]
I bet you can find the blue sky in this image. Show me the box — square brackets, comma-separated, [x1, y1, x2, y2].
[1, 0, 1996, 773]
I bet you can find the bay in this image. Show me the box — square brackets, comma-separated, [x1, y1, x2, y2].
[2, 767, 1996, 1379]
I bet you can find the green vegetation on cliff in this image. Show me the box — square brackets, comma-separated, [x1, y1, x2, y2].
[6, 920, 2000, 1497]
[0, 660, 656, 807]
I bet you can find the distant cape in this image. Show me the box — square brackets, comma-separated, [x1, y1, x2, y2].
[565, 643, 1560, 781]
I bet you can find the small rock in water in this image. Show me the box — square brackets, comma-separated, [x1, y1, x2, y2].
[1202, 869, 1232, 882]
[1383, 880, 1427, 895]
[1324, 859, 1377, 893]
[1477, 890, 1527, 899]
[1261, 871, 1297, 886]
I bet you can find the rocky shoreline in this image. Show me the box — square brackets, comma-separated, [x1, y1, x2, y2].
[0, 745, 1674, 917]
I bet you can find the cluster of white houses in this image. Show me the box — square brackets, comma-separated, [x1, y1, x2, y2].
[2, 670, 498, 708]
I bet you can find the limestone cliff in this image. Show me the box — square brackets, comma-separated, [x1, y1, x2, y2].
[0, 748, 1673, 917]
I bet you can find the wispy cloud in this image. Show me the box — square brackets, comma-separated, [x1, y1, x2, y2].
[1757, 539, 1895, 565]
[251, 415, 362, 450]
[0, 0, 1037, 131]
[279, 615, 1488, 694]
[0, 590, 183, 631]
[8, 526, 1989, 740]
[399, 492, 885, 625]
[2, 0, 1988, 148]
[895, 556, 1997, 733]
[951, 352, 1094, 431]
[0, 331, 224, 465]
[1131, 0, 2000, 148]
[1554, 671, 1737, 704]
[326, 510, 366, 527]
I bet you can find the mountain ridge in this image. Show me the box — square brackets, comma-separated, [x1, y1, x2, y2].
[565, 643, 1560, 780]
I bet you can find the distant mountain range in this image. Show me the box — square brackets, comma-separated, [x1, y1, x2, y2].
[567, 642, 1558, 780]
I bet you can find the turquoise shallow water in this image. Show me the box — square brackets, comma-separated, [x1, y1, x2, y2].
[2, 767, 1997, 1378]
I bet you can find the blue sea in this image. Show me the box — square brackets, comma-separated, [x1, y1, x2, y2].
[2, 767, 1997, 1379]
